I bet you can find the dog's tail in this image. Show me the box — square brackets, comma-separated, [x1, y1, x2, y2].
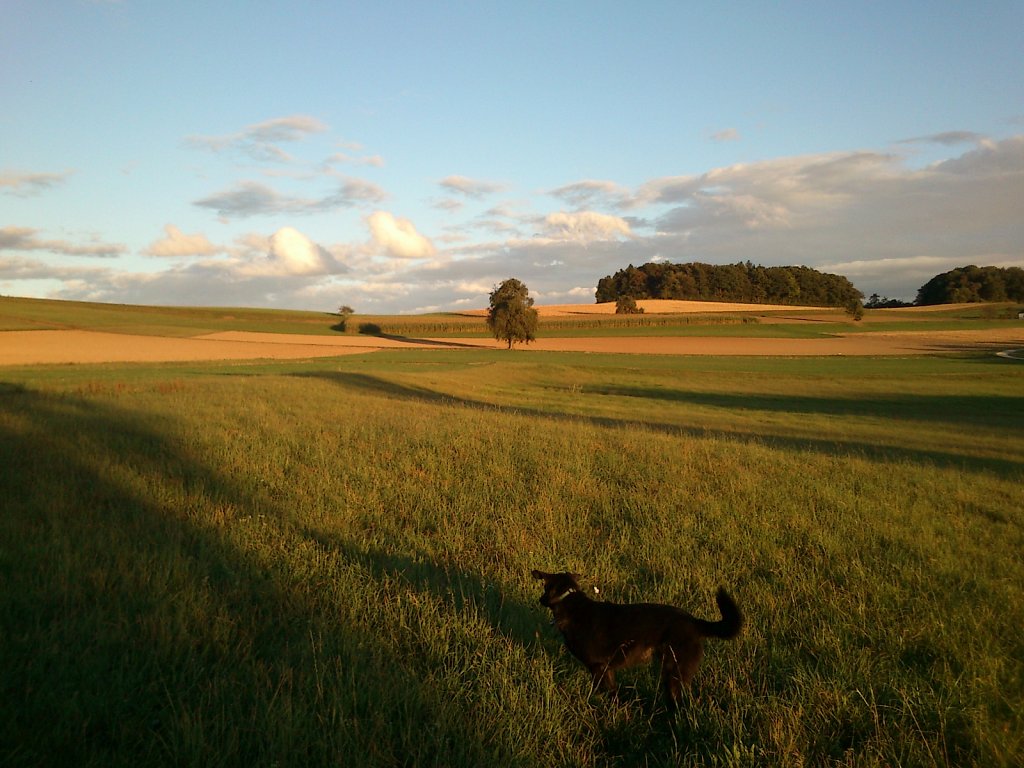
[694, 588, 743, 640]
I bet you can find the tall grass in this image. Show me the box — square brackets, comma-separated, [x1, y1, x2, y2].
[1, 351, 1022, 766]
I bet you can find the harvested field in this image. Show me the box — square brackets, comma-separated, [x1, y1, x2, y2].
[3, 326, 1022, 365]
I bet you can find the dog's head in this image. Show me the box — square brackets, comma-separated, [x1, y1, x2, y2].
[531, 569, 584, 608]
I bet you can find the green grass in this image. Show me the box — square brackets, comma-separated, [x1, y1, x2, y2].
[1, 348, 1022, 767]
[0, 295, 345, 335]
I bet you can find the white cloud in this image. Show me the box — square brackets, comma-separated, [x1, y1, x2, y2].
[194, 181, 301, 217]
[337, 177, 389, 205]
[0, 169, 74, 196]
[540, 211, 633, 242]
[322, 152, 385, 168]
[549, 179, 632, 209]
[145, 225, 219, 257]
[897, 131, 983, 146]
[439, 175, 506, 198]
[12, 227, 351, 309]
[0, 226, 126, 257]
[265, 227, 332, 275]
[367, 212, 436, 258]
[819, 255, 964, 295]
[432, 197, 465, 213]
[633, 174, 701, 207]
[186, 115, 328, 163]
[711, 128, 740, 142]
[820, 253, 1023, 300]
[823, 255, 960, 277]
[0, 255, 106, 281]
[244, 115, 327, 143]
[194, 178, 386, 218]
[229, 227, 344, 277]
[933, 135, 1024, 175]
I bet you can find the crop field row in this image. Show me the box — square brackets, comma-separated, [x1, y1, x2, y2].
[5, 295, 1020, 340]
[0, 295, 778, 337]
[2, 348, 1022, 767]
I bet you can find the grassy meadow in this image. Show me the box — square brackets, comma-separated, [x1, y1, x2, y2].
[1, 314, 1023, 765]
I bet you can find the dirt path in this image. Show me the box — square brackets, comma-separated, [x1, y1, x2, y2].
[3, 327, 1023, 366]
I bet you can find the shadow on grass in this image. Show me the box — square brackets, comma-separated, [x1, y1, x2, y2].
[300, 528, 541, 648]
[377, 332, 487, 349]
[295, 370, 470, 405]
[0, 386, 538, 767]
[593, 385, 1024, 430]
[295, 371, 1024, 478]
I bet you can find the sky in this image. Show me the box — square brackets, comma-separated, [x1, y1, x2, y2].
[2, 1, 1022, 314]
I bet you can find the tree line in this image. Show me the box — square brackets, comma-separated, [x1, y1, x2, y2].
[915, 265, 1024, 305]
[596, 261, 1024, 308]
[595, 261, 863, 309]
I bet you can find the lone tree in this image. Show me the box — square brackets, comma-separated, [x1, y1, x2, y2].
[334, 304, 355, 332]
[487, 278, 539, 349]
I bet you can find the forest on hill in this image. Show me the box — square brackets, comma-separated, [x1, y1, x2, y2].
[596, 261, 1024, 308]
[595, 262, 862, 308]
[915, 265, 1024, 305]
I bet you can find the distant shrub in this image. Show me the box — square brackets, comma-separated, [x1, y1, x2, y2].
[358, 322, 382, 335]
[615, 295, 644, 314]
[865, 294, 913, 309]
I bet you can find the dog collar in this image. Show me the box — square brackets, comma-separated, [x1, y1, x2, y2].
[549, 587, 577, 605]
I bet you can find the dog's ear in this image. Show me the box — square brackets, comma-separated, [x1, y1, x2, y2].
[569, 573, 584, 588]
[531, 569, 550, 581]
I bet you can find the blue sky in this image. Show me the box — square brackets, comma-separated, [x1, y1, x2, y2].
[2, 1, 1022, 313]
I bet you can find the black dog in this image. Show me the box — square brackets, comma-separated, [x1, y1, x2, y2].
[532, 570, 742, 707]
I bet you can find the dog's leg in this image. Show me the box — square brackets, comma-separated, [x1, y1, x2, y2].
[661, 646, 683, 709]
[677, 639, 703, 688]
[662, 638, 705, 709]
[589, 665, 617, 697]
